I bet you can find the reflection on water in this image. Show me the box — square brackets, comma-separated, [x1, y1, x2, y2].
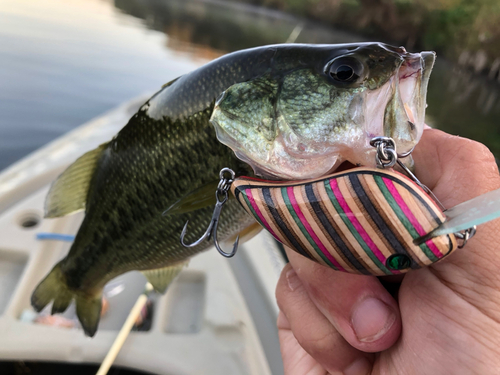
[0, 0, 205, 171]
[0, 0, 499, 174]
[115, 0, 365, 58]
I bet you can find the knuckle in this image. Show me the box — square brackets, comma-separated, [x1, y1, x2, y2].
[454, 137, 496, 166]
[444, 137, 500, 191]
[467, 140, 496, 165]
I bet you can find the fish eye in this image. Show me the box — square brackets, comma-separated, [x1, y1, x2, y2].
[326, 57, 364, 84]
[335, 65, 355, 81]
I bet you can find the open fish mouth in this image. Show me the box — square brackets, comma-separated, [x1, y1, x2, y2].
[391, 51, 436, 150]
[346, 49, 436, 174]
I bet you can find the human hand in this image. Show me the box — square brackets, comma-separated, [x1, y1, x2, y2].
[275, 128, 500, 374]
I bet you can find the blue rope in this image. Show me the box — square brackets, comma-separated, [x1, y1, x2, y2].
[36, 233, 75, 242]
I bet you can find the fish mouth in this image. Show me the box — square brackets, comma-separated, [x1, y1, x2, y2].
[328, 50, 436, 177]
[396, 51, 436, 141]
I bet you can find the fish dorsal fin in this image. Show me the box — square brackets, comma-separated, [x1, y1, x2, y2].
[45, 142, 108, 218]
[141, 261, 189, 294]
[163, 180, 220, 215]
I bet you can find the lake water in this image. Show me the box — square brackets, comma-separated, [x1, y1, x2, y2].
[1, 0, 500, 174]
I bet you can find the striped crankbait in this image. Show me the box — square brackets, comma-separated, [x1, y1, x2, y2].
[231, 167, 455, 275]
[182, 137, 500, 275]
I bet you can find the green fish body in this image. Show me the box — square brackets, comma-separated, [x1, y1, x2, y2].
[31, 43, 435, 336]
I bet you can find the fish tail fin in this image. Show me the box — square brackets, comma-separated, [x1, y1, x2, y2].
[31, 263, 102, 337]
[31, 262, 70, 313]
[75, 293, 102, 337]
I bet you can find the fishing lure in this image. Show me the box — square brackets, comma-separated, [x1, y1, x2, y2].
[231, 167, 455, 275]
[182, 137, 500, 276]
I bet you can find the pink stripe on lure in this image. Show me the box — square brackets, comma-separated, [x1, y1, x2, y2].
[245, 188, 280, 241]
[329, 179, 389, 265]
[383, 178, 444, 258]
[231, 167, 457, 276]
[287, 186, 345, 271]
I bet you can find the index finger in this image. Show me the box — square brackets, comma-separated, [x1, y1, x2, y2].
[412, 128, 500, 208]
[412, 128, 500, 318]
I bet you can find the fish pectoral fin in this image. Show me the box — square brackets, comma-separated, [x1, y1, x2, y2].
[163, 180, 221, 215]
[31, 262, 103, 337]
[45, 142, 109, 218]
[141, 261, 189, 294]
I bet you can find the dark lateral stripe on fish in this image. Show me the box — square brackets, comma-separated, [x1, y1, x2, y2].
[305, 183, 370, 274]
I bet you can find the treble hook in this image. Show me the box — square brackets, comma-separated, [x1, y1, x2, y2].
[180, 168, 239, 258]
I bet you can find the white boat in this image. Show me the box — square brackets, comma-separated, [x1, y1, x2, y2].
[0, 96, 286, 374]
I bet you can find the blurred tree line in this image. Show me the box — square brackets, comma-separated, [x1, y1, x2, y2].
[231, 0, 500, 77]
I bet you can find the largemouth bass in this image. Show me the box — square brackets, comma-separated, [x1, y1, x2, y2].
[31, 43, 435, 336]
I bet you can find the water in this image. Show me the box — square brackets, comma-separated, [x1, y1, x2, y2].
[1, 0, 500, 173]
[0, 0, 199, 170]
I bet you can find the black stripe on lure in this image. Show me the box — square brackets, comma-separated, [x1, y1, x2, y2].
[180, 137, 500, 275]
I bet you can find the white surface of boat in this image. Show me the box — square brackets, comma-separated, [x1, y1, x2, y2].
[0, 97, 286, 374]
